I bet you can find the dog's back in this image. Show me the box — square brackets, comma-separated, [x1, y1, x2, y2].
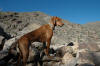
[19, 24, 53, 43]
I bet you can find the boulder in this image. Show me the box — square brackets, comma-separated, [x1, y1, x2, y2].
[62, 53, 77, 66]
[77, 51, 95, 66]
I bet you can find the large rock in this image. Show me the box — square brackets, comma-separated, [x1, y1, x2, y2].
[62, 53, 77, 66]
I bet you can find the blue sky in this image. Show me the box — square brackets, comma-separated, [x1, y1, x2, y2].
[0, 0, 100, 24]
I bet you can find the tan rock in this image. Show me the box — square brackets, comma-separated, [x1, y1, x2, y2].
[62, 53, 77, 66]
[62, 53, 73, 63]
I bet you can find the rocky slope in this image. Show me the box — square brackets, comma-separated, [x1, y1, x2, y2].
[0, 11, 100, 66]
[0, 11, 100, 45]
[82, 21, 100, 41]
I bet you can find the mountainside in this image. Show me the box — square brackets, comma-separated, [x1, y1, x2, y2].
[83, 21, 100, 29]
[0, 11, 100, 45]
[0, 11, 100, 66]
[82, 21, 100, 40]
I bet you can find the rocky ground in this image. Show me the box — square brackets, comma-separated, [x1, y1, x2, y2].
[0, 11, 100, 66]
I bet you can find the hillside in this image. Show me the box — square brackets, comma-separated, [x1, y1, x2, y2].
[0, 11, 100, 66]
[82, 21, 100, 40]
[0, 11, 100, 45]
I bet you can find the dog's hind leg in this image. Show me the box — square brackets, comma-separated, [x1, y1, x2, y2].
[17, 51, 21, 66]
[22, 49, 29, 66]
[18, 39, 30, 66]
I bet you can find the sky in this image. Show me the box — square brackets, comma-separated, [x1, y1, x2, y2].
[0, 0, 100, 24]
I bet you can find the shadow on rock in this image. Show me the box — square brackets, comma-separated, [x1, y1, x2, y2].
[0, 26, 12, 51]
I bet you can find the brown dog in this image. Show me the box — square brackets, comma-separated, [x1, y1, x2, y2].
[14, 16, 64, 66]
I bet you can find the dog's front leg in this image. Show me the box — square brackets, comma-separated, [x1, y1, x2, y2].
[46, 40, 50, 56]
[43, 42, 48, 56]
[44, 41, 50, 56]
[44, 39, 53, 58]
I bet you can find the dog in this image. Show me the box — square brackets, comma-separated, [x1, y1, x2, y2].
[10, 16, 64, 66]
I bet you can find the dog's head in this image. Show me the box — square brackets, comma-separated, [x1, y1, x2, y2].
[51, 16, 64, 27]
